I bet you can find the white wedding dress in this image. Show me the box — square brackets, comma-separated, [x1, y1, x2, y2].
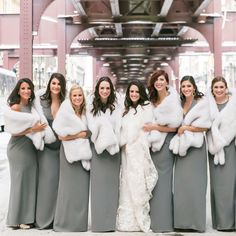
[116, 104, 158, 232]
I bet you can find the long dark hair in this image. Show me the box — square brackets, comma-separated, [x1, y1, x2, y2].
[7, 78, 35, 106]
[180, 75, 204, 103]
[211, 76, 228, 94]
[91, 76, 116, 116]
[123, 80, 149, 116]
[40, 72, 66, 104]
[148, 70, 169, 104]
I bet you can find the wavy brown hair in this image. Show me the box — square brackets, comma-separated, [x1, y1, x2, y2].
[91, 76, 116, 116]
[7, 78, 35, 106]
[148, 70, 169, 104]
[123, 80, 149, 116]
[40, 72, 66, 104]
[180, 75, 204, 103]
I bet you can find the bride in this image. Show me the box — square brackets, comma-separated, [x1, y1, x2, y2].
[116, 80, 158, 232]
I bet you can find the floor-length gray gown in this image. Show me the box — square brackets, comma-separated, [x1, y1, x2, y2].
[53, 145, 90, 232]
[150, 133, 174, 232]
[7, 105, 38, 226]
[208, 102, 236, 230]
[35, 99, 60, 229]
[174, 100, 207, 232]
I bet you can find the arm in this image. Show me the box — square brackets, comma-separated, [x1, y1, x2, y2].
[13, 122, 47, 136]
[58, 130, 89, 141]
[10, 105, 47, 136]
[143, 123, 177, 133]
[177, 125, 208, 135]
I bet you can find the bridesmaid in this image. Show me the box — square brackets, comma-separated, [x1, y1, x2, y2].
[207, 76, 236, 231]
[86, 76, 122, 232]
[53, 85, 91, 232]
[5, 78, 46, 229]
[173, 76, 210, 232]
[35, 73, 66, 229]
[143, 70, 182, 232]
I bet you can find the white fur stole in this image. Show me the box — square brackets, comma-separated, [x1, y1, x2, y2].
[4, 98, 56, 150]
[53, 99, 92, 170]
[169, 97, 211, 156]
[148, 86, 183, 151]
[206, 89, 236, 165]
[86, 94, 122, 155]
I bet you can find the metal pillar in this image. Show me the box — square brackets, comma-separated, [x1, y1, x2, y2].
[19, 0, 33, 79]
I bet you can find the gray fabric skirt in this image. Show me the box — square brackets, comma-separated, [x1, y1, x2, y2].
[209, 139, 236, 230]
[35, 143, 60, 229]
[90, 145, 121, 232]
[6, 136, 37, 226]
[150, 133, 174, 232]
[53, 145, 90, 232]
[174, 141, 207, 232]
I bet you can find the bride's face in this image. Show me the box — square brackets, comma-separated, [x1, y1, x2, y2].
[129, 84, 140, 105]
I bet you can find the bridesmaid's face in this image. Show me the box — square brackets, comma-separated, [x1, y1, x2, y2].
[154, 75, 168, 92]
[99, 81, 111, 103]
[19, 82, 32, 102]
[129, 85, 140, 105]
[50, 78, 61, 95]
[70, 88, 84, 107]
[181, 80, 194, 98]
[212, 81, 227, 99]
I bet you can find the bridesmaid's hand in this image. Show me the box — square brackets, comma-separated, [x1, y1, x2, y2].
[31, 122, 47, 133]
[177, 126, 186, 136]
[143, 123, 155, 132]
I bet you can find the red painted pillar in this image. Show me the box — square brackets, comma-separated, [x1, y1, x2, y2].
[57, 0, 66, 76]
[213, 1, 222, 76]
[19, 0, 33, 79]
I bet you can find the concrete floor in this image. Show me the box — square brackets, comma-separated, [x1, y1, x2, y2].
[0, 132, 235, 236]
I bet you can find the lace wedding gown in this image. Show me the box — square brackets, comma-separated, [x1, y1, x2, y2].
[116, 105, 158, 232]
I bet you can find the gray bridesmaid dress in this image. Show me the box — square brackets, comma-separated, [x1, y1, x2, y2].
[6, 105, 38, 226]
[35, 99, 60, 229]
[53, 145, 90, 232]
[173, 100, 207, 232]
[150, 133, 174, 232]
[90, 144, 121, 232]
[208, 102, 236, 230]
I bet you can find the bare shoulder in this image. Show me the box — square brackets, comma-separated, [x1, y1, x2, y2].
[10, 104, 21, 112]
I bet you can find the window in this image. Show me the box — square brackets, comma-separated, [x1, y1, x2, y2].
[222, 0, 236, 11]
[0, 0, 20, 14]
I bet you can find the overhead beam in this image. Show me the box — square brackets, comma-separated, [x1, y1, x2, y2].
[193, 0, 212, 17]
[151, 23, 163, 37]
[160, 0, 174, 17]
[71, 0, 87, 16]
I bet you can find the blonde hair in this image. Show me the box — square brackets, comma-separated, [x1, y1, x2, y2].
[69, 84, 86, 116]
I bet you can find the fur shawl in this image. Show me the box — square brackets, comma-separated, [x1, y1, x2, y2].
[53, 99, 92, 171]
[206, 89, 236, 165]
[4, 97, 56, 150]
[86, 94, 122, 155]
[148, 86, 183, 151]
[169, 97, 211, 156]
